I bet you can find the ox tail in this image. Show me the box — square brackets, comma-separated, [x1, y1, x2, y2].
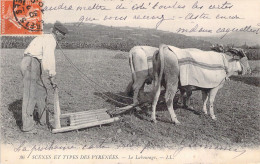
[151, 44, 166, 98]
[151, 44, 166, 121]
[125, 48, 136, 96]
[157, 44, 166, 86]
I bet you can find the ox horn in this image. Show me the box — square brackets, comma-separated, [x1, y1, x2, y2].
[239, 49, 246, 57]
[227, 47, 238, 54]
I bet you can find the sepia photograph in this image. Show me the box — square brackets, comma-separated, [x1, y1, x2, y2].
[1, 0, 260, 163]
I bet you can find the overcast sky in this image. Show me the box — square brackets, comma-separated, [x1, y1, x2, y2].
[42, 0, 260, 36]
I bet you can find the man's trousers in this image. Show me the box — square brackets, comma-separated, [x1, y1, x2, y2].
[20, 56, 47, 132]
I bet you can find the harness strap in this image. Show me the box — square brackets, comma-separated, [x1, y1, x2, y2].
[24, 53, 42, 63]
[140, 46, 153, 77]
[221, 53, 229, 74]
[239, 57, 248, 75]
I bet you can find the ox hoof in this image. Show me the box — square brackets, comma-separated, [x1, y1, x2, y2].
[177, 102, 184, 107]
[151, 118, 157, 124]
[184, 105, 194, 110]
[173, 119, 180, 125]
[211, 115, 217, 120]
[135, 107, 142, 112]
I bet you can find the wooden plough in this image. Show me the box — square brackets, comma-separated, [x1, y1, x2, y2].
[51, 87, 123, 133]
[51, 87, 135, 133]
[51, 44, 141, 133]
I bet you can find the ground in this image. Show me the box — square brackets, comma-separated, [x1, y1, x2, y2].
[1, 49, 260, 150]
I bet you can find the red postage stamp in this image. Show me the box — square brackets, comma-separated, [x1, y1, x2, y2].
[1, 0, 43, 35]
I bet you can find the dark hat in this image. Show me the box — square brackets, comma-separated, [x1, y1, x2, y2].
[54, 21, 68, 34]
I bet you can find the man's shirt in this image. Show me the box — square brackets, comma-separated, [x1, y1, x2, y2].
[24, 33, 57, 76]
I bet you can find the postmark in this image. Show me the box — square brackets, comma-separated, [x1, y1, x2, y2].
[1, 0, 43, 35]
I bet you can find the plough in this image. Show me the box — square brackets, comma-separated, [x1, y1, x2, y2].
[51, 44, 140, 133]
[51, 87, 134, 133]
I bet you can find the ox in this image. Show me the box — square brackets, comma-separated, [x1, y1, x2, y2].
[125, 46, 159, 109]
[151, 44, 251, 124]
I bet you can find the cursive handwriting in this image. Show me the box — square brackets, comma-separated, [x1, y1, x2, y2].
[176, 23, 260, 38]
[217, 25, 260, 39]
[76, 16, 99, 26]
[133, 14, 175, 29]
[177, 24, 213, 34]
[41, 0, 258, 37]
[216, 14, 244, 20]
[164, 135, 247, 160]
[14, 140, 77, 158]
[208, 1, 233, 9]
[152, 1, 186, 9]
[13, 137, 247, 160]
[116, 140, 142, 149]
[43, 3, 73, 11]
[185, 12, 211, 20]
[76, 4, 110, 11]
[82, 138, 110, 149]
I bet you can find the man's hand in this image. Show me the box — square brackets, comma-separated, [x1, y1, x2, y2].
[48, 76, 58, 89]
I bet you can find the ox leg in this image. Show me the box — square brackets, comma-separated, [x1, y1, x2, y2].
[165, 72, 180, 124]
[208, 87, 220, 120]
[184, 90, 194, 110]
[151, 83, 161, 123]
[133, 78, 146, 111]
[165, 82, 180, 124]
[151, 67, 160, 123]
[125, 81, 134, 97]
[177, 88, 185, 107]
[138, 83, 146, 104]
[201, 90, 209, 115]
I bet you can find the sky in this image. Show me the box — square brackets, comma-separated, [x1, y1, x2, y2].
[42, 0, 260, 36]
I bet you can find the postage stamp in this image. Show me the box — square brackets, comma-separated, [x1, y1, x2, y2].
[1, 0, 43, 35]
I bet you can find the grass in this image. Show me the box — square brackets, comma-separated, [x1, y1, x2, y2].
[1, 48, 260, 149]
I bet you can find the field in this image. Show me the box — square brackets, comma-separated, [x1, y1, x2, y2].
[1, 48, 260, 150]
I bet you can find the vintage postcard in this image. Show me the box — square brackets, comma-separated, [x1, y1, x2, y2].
[1, 0, 260, 163]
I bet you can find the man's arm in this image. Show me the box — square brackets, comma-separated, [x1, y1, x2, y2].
[42, 35, 57, 88]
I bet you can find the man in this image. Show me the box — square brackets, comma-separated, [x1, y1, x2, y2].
[20, 21, 68, 133]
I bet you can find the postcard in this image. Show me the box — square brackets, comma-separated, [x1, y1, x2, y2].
[1, 0, 260, 163]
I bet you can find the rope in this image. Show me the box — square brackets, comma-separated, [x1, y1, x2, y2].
[57, 43, 132, 106]
[57, 43, 133, 100]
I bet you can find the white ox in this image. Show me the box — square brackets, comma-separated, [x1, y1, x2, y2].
[125, 46, 159, 108]
[151, 44, 251, 124]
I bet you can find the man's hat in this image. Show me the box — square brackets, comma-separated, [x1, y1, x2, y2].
[54, 21, 68, 34]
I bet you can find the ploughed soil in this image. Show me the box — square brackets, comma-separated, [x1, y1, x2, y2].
[1, 49, 260, 150]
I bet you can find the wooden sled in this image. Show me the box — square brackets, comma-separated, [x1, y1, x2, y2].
[51, 87, 119, 133]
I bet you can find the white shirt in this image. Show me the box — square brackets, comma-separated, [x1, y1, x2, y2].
[24, 33, 57, 76]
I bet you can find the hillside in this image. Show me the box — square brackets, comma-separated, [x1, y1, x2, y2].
[2, 23, 259, 53]
[45, 23, 213, 51]
[1, 23, 212, 51]
[196, 32, 260, 47]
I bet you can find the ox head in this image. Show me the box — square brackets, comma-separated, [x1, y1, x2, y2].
[227, 47, 251, 75]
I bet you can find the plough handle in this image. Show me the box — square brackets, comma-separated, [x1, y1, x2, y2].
[53, 87, 61, 129]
